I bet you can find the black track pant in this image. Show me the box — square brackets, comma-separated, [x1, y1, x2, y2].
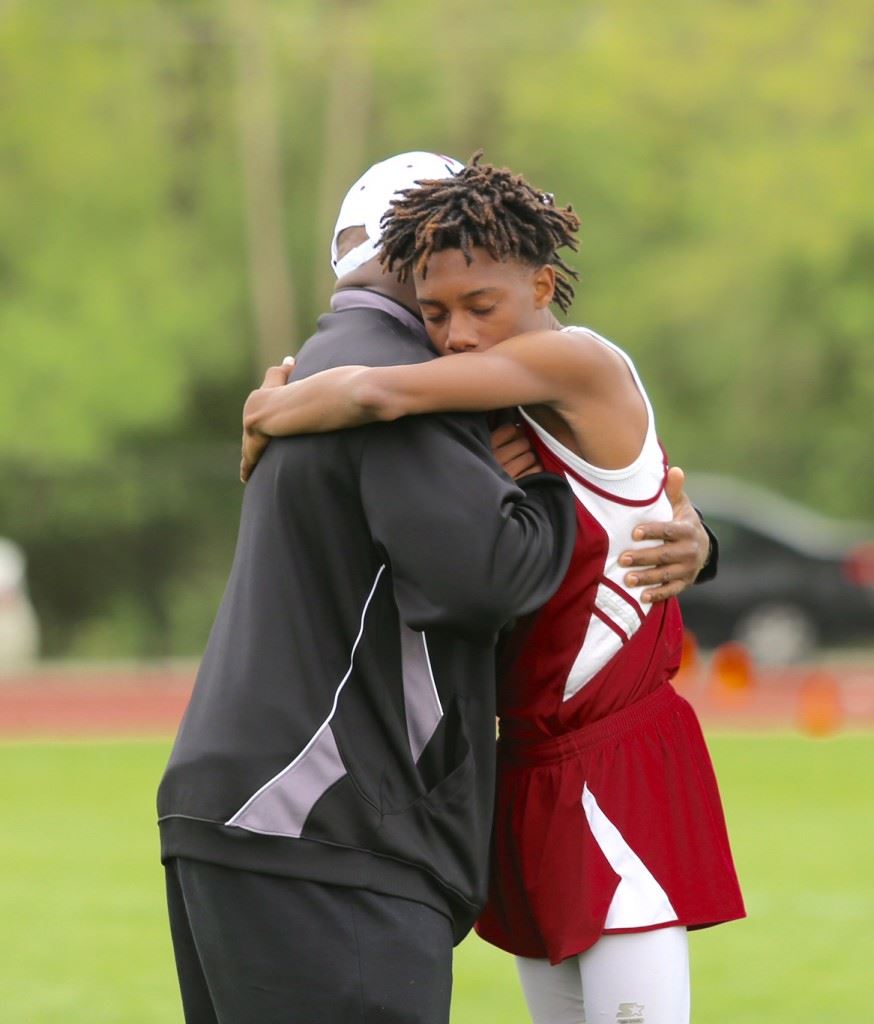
[165, 857, 454, 1024]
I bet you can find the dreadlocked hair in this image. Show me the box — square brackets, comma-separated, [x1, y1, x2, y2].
[379, 151, 581, 313]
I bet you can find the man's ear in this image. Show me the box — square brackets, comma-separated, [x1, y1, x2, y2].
[532, 265, 556, 309]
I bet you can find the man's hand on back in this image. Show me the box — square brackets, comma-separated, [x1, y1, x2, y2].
[619, 466, 711, 604]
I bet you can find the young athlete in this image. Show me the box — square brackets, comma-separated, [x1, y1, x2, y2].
[242, 157, 745, 1024]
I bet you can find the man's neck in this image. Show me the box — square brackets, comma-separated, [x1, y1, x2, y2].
[333, 285, 421, 320]
[333, 259, 420, 310]
[330, 288, 430, 343]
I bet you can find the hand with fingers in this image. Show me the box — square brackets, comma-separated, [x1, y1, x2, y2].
[240, 356, 296, 482]
[619, 466, 711, 604]
[491, 422, 543, 481]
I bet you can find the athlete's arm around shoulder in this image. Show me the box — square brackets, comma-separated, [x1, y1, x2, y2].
[244, 328, 624, 435]
[356, 327, 634, 422]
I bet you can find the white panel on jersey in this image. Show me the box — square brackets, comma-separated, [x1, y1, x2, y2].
[562, 474, 657, 614]
[596, 583, 642, 639]
[564, 612, 623, 701]
[563, 581, 647, 701]
[559, 473, 659, 702]
[582, 783, 677, 929]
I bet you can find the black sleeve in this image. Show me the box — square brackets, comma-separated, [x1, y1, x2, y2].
[360, 412, 576, 634]
[694, 514, 719, 584]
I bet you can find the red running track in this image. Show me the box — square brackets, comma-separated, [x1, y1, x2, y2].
[1, 661, 873, 739]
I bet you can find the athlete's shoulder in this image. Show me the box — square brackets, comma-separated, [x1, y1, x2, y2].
[524, 327, 635, 393]
[497, 326, 613, 370]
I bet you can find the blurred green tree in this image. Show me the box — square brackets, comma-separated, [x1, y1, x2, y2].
[1, 0, 871, 656]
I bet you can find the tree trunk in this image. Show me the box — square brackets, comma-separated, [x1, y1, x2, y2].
[227, 0, 296, 376]
[314, 0, 374, 305]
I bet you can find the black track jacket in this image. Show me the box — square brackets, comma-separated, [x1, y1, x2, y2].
[157, 295, 576, 940]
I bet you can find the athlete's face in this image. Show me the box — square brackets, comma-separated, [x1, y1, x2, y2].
[414, 247, 555, 355]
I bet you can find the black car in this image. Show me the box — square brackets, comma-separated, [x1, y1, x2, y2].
[679, 475, 874, 664]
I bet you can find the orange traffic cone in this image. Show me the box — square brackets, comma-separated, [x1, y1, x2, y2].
[798, 671, 843, 737]
[710, 642, 755, 709]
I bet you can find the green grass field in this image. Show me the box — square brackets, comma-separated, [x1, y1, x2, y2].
[1, 732, 871, 1022]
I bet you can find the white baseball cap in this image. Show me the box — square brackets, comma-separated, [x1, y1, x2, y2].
[330, 151, 464, 279]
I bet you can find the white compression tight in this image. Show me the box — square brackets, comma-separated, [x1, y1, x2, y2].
[515, 927, 689, 1024]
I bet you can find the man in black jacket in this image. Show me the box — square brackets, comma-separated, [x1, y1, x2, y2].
[158, 152, 580, 1024]
[158, 152, 714, 1024]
